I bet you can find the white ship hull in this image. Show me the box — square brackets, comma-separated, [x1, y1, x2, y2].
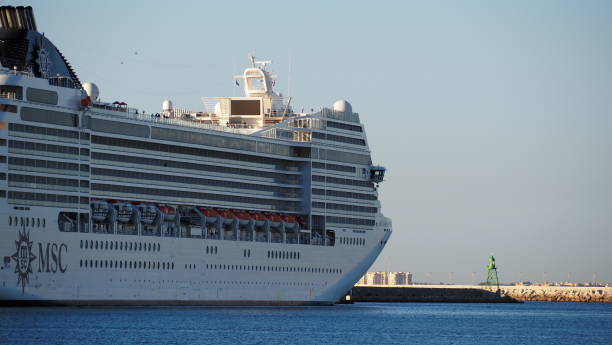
[1, 205, 390, 306]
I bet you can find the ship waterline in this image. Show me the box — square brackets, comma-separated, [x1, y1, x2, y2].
[0, 5, 391, 305]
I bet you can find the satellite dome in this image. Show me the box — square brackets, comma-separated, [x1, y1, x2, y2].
[333, 99, 352, 113]
[82, 82, 99, 101]
[162, 100, 173, 111]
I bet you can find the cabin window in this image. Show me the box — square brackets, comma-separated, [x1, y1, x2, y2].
[0, 104, 17, 113]
[0, 85, 23, 100]
[26, 87, 58, 105]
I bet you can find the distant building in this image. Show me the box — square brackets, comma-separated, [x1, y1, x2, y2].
[356, 272, 412, 286]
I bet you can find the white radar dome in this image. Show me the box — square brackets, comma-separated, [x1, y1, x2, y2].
[162, 100, 173, 111]
[82, 82, 99, 101]
[333, 99, 352, 113]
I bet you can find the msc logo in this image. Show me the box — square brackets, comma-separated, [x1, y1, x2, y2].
[10, 226, 69, 295]
[11, 228, 36, 295]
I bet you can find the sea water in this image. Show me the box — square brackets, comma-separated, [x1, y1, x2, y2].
[1, 302, 611, 345]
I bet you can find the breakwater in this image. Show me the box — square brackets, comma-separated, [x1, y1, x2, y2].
[499, 285, 611, 303]
[350, 285, 611, 303]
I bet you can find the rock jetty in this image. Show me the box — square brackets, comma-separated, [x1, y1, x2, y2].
[349, 285, 611, 303]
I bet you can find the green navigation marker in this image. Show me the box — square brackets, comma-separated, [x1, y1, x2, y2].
[486, 255, 500, 292]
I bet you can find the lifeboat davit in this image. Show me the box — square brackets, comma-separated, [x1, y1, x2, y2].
[234, 210, 252, 225]
[198, 207, 219, 224]
[217, 209, 235, 224]
[249, 212, 267, 226]
[113, 202, 134, 223]
[91, 200, 110, 222]
[281, 214, 298, 229]
[158, 205, 177, 221]
[296, 215, 307, 228]
[266, 213, 282, 227]
[138, 204, 158, 224]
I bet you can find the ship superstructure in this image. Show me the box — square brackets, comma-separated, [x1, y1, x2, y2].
[0, 5, 392, 305]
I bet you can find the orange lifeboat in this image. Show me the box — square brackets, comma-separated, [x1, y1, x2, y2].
[198, 207, 218, 218]
[217, 209, 235, 219]
[282, 214, 299, 229]
[281, 214, 296, 223]
[217, 209, 235, 224]
[234, 210, 252, 225]
[266, 213, 282, 227]
[249, 212, 266, 226]
[267, 213, 282, 222]
[158, 205, 176, 221]
[234, 210, 251, 220]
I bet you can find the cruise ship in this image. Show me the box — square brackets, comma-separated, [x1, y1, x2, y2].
[0, 6, 392, 306]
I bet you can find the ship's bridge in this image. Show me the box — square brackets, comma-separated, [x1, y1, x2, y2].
[370, 166, 386, 183]
[200, 56, 291, 129]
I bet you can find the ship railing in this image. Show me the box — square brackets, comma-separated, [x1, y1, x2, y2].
[91, 102, 138, 114]
[320, 107, 360, 123]
[0, 67, 34, 77]
[91, 108, 249, 135]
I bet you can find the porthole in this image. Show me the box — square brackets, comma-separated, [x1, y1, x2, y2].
[139, 243, 142, 251]
[105, 260, 108, 268]
[42, 219, 45, 227]
[80, 240, 83, 249]
[163, 263, 166, 270]
[8, 216, 11, 226]
[148, 243, 151, 251]
[20, 217, 23, 226]
[120, 261, 123, 269]
[129, 243, 132, 251]
[85, 260, 88, 268]
[206, 246, 209, 254]
[110, 242, 114, 250]
[95, 260, 98, 268]
[95, 241, 98, 250]
[25, 218, 29, 227]
[37, 218, 40, 227]
[80, 259, 82, 267]
[105, 241, 109, 250]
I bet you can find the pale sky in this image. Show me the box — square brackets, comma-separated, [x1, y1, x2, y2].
[16, 0, 612, 284]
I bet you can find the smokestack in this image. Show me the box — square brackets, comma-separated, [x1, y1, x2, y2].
[0, 6, 38, 31]
[0, 7, 9, 29]
[6, 6, 17, 29]
[15, 6, 27, 30]
[25, 6, 37, 31]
